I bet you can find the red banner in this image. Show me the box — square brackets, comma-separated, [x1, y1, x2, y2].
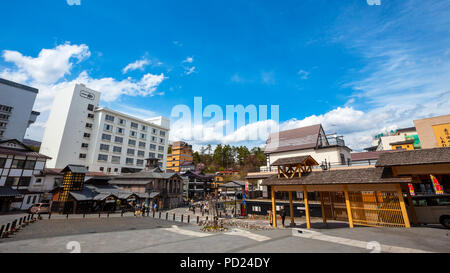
[430, 175, 444, 195]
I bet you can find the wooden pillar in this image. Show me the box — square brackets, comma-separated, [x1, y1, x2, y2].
[271, 186, 277, 228]
[406, 189, 418, 225]
[288, 191, 295, 225]
[396, 184, 411, 228]
[344, 186, 354, 228]
[303, 186, 311, 229]
[320, 192, 327, 225]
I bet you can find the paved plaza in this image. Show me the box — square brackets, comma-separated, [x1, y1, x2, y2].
[0, 214, 449, 253]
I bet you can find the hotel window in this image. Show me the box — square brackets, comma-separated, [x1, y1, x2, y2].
[86, 123, 93, 129]
[151, 136, 157, 142]
[128, 139, 136, 146]
[87, 113, 95, 119]
[98, 154, 108, 161]
[100, 167, 104, 172]
[150, 144, 156, 151]
[111, 156, 121, 164]
[105, 114, 115, 122]
[118, 118, 126, 125]
[24, 160, 36, 170]
[116, 127, 124, 134]
[126, 158, 134, 165]
[159, 138, 165, 144]
[149, 152, 156, 158]
[138, 150, 145, 157]
[113, 146, 122, 153]
[84, 133, 91, 138]
[104, 124, 113, 132]
[81, 143, 89, 148]
[0, 105, 13, 112]
[35, 178, 42, 184]
[19, 177, 31, 187]
[160, 131, 166, 137]
[139, 141, 146, 148]
[11, 159, 26, 169]
[137, 159, 144, 166]
[127, 149, 135, 156]
[152, 128, 157, 134]
[102, 134, 111, 141]
[0, 114, 9, 120]
[79, 153, 87, 159]
[141, 125, 148, 131]
[87, 104, 95, 111]
[157, 154, 164, 159]
[114, 168, 119, 172]
[114, 136, 123, 143]
[131, 122, 138, 129]
[0, 158, 6, 168]
[158, 146, 164, 152]
[130, 131, 137, 137]
[140, 133, 147, 139]
[100, 144, 110, 152]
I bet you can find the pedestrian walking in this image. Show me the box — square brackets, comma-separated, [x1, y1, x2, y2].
[269, 209, 273, 226]
[281, 206, 287, 228]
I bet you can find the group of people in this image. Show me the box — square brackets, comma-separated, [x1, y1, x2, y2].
[188, 200, 209, 214]
[133, 202, 160, 217]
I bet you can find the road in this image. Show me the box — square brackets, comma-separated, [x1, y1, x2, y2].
[0, 216, 449, 253]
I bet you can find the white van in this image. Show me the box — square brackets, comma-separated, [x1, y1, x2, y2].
[408, 195, 450, 228]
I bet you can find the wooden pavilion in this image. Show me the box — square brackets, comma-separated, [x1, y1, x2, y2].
[262, 155, 414, 229]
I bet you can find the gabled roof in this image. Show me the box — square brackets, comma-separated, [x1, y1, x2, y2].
[262, 167, 411, 186]
[0, 139, 51, 159]
[61, 165, 88, 174]
[270, 155, 319, 166]
[264, 124, 322, 154]
[376, 147, 450, 167]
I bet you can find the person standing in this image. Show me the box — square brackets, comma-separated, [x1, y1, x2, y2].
[269, 209, 273, 226]
[281, 206, 287, 228]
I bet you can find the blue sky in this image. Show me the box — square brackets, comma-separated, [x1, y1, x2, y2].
[1, 0, 449, 151]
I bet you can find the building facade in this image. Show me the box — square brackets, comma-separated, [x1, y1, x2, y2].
[166, 141, 193, 172]
[0, 78, 40, 141]
[414, 114, 450, 149]
[264, 124, 352, 171]
[40, 84, 170, 174]
[368, 127, 420, 151]
[0, 139, 51, 212]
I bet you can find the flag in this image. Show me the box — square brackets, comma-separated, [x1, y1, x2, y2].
[408, 183, 415, 196]
[430, 175, 444, 195]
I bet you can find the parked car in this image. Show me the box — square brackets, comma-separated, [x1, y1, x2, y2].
[408, 195, 450, 228]
[28, 203, 50, 214]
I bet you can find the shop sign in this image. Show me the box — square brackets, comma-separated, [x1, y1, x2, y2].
[407, 184, 415, 196]
[432, 123, 450, 147]
[430, 175, 444, 195]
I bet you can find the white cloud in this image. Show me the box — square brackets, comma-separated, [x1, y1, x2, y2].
[183, 57, 194, 63]
[122, 57, 150, 74]
[2, 43, 90, 84]
[261, 71, 275, 85]
[298, 70, 310, 80]
[66, 0, 81, 5]
[1, 43, 167, 141]
[184, 66, 196, 75]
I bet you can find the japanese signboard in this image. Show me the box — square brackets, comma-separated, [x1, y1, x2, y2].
[432, 123, 450, 147]
[430, 175, 444, 195]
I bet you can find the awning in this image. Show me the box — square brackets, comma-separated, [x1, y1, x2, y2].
[0, 187, 21, 198]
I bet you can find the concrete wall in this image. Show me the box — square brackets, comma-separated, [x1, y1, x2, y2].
[268, 146, 352, 167]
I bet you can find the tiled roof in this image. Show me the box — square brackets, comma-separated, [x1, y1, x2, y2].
[264, 124, 321, 154]
[376, 147, 450, 167]
[61, 165, 88, 174]
[351, 151, 394, 161]
[0, 147, 51, 159]
[270, 155, 319, 166]
[262, 167, 411, 186]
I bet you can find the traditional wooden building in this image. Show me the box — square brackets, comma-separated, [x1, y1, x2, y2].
[181, 170, 214, 200]
[262, 148, 450, 229]
[110, 158, 184, 209]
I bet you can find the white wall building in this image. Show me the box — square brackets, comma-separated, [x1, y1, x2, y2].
[263, 124, 352, 172]
[369, 127, 418, 151]
[40, 84, 170, 174]
[0, 78, 40, 141]
[0, 139, 50, 212]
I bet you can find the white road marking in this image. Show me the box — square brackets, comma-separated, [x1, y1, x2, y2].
[224, 228, 271, 242]
[292, 229, 432, 253]
[162, 225, 213, 237]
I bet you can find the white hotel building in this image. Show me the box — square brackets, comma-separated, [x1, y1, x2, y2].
[40, 84, 170, 174]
